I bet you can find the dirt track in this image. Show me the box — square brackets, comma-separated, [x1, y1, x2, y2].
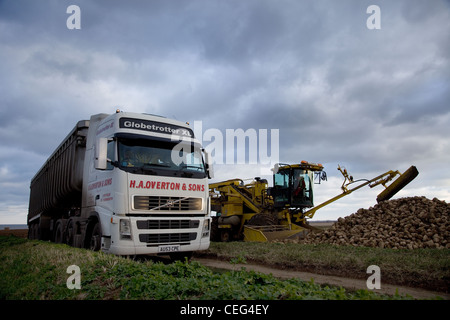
[193, 257, 450, 300]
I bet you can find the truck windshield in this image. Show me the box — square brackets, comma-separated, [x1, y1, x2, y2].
[118, 138, 206, 178]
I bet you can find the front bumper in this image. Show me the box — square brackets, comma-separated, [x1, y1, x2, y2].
[106, 216, 210, 256]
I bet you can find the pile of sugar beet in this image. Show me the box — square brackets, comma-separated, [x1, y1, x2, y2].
[303, 196, 450, 249]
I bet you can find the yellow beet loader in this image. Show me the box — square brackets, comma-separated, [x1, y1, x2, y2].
[209, 162, 418, 242]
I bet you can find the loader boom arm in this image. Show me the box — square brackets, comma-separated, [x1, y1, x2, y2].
[298, 165, 418, 222]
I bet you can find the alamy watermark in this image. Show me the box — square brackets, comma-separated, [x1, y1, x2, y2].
[189, 121, 280, 175]
[366, 5, 381, 30]
[66, 5, 81, 30]
[66, 4, 381, 31]
[66, 265, 81, 289]
[366, 265, 381, 289]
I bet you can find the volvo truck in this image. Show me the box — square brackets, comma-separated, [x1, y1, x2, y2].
[28, 110, 213, 258]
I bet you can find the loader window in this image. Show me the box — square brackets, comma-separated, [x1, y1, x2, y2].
[274, 170, 289, 188]
[273, 170, 290, 207]
[272, 168, 314, 207]
[291, 169, 313, 207]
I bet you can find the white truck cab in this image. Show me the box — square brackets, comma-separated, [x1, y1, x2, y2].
[28, 111, 213, 258]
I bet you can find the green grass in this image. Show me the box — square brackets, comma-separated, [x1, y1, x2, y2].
[204, 242, 450, 291]
[0, 236, 420, 300]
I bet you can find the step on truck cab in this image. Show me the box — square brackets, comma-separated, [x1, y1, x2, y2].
[28, 110, 213, 258]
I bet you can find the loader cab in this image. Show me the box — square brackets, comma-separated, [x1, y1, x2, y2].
[271, 162, 323, 209]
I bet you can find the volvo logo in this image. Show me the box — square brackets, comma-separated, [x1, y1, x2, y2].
[166, 200, 175, 208]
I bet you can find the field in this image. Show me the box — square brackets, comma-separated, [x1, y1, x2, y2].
[202, 242, 449, 296]
[0, 234, 448, 301]
[0, 228, 28, 238]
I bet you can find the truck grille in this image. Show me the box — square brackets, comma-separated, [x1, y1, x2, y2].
[139, 232, 197, 244]
[134, 196, 202, 211]
[137, 220, 199, 230]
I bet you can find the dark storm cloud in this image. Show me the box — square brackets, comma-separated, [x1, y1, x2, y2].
[0, 0, 449, 223]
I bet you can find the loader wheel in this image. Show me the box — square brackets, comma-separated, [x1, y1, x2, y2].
[247, 213, 278, 226]
[220, 230, 231, 242]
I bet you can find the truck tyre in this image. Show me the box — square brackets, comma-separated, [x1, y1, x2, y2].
[210, 217, 220, 241]
[35, 223, 41, 240]
[54, 220, 64, 244]
[28, 222, 37, 240]
[66, 219, 75, 247]
[88, 222, 102, 251]
[29, 222, 41, 240]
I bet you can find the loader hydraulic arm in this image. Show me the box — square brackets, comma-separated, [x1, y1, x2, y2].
[297, 165, 418, 222]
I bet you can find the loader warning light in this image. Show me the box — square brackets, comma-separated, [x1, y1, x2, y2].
[300, 160, 323, 170]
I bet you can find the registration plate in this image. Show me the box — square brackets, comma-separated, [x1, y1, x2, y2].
[158, 244, 181, 253]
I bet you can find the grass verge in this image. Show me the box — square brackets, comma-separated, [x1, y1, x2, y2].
[0, 236, 420, 300]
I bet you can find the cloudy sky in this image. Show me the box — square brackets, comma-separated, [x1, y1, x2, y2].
[1, 0, 449, 224]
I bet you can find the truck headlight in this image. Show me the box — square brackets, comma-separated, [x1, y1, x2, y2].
[202, 219, 210, 238]
[120, 219, 132, 240]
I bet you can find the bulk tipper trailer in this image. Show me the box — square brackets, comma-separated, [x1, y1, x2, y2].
[28, 110, 213, 258]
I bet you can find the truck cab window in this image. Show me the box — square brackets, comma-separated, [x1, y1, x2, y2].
[118, 138, 206, 178]
[106, 140, 115, 170]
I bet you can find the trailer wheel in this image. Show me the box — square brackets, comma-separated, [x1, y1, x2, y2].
[28, 223, 36, 240]
[88, 222, 102, 251]
[54, 220, 64, 244]
[35, 223, 41, 240]
[66, 219, 74, 246]
[29, 222, 40, 240]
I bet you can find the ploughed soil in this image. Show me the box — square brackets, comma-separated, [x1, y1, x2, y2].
[0, 229, 28, 238]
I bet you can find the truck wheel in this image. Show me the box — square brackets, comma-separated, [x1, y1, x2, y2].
[28, 223, 37, 240]
[54, 221, 64, 244]
[210, 217, 220, 241]
[35, 223, 41, 240]
[29, 223, 40, 240]
[66, 219, 74, 246]
[88, 222, 102, 251]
